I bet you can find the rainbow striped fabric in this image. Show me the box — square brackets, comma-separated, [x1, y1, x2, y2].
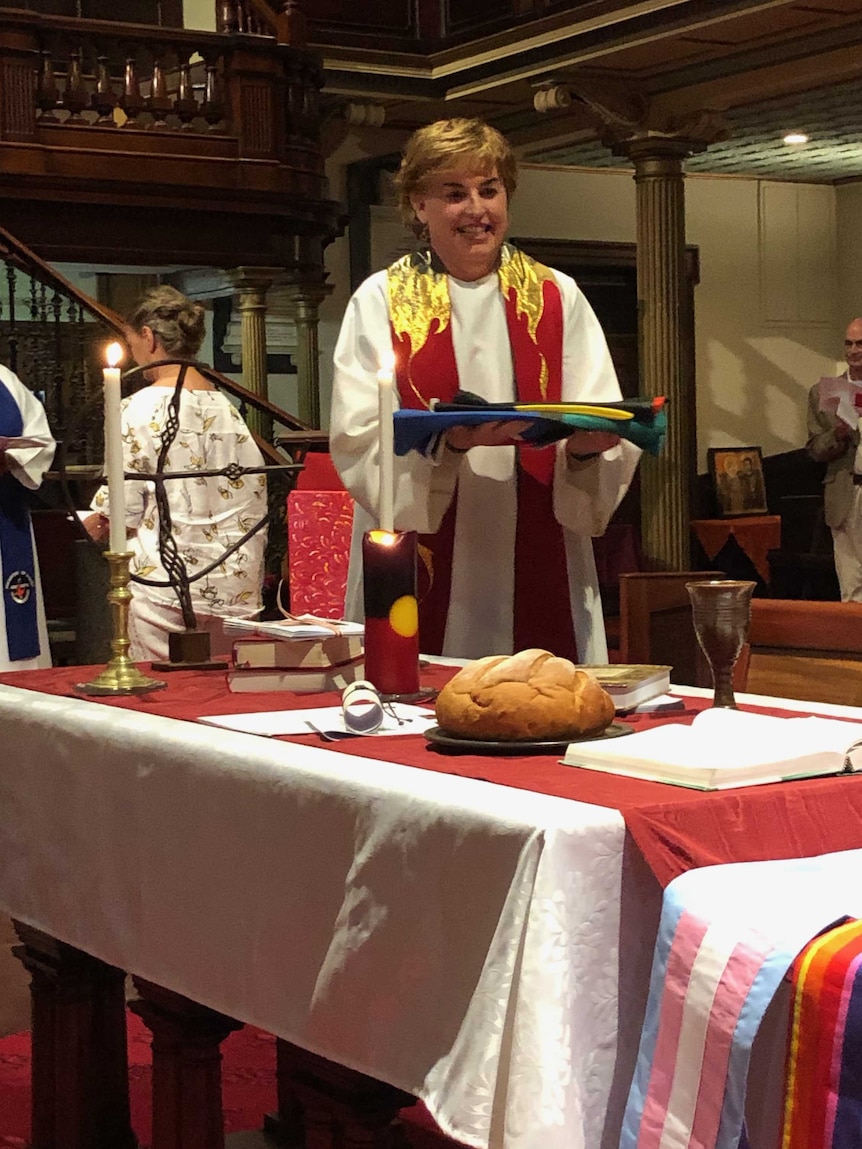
[781, 918, 862, 1149]
[621, 850, 862, 1149]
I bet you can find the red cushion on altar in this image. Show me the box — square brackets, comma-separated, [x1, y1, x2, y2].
[296, 452, 345, 491]
[287, 489, 354, 618]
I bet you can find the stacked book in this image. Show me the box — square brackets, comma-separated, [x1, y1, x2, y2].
[580, 664, 672, 712]
[224, 616, 364, 693]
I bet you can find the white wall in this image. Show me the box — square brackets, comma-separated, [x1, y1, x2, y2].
[182, 0, 215, 30]
[837, 183, 862, 322]
[687, 176, 838, 467]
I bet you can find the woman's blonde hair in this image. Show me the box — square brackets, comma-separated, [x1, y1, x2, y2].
[393, 118, 518, 229]
[127, 285, 206, 358]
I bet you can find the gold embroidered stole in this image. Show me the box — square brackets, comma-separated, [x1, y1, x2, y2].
[384, 245, 577, 660]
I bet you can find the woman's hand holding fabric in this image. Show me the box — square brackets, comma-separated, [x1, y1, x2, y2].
[564, 429, 620, 465]
[444, 418, 528, 453]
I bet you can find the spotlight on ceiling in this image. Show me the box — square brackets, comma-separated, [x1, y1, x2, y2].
[783, 132, 809, 145]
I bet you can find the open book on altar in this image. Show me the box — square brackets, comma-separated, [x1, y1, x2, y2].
[393, 396, 668, 457]
[562, 707, 862, 790]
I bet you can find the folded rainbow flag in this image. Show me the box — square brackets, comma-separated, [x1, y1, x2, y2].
[781, 918, 862, 1149]
[393, 396, 668, 457]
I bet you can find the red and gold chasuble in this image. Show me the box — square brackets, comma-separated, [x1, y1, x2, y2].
[386, 245, 577, 658]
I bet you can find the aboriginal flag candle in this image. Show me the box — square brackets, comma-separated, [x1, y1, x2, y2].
[362, 528, 420, 696]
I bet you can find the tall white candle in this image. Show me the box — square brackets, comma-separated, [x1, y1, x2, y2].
[103, 342, 126, 553]
[377, 351, 395, 533]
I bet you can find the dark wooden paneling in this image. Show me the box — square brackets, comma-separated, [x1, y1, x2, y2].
[446, 0, 517, 32]
[0, 197, 337, 269]
[16, 0, 182, 23]
[304, 0, 416, 36]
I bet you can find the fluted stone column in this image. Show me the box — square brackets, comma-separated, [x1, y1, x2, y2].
[284, 282, 332, 429]
[611, 136, 703, 571]
[230, 268, 280, 439]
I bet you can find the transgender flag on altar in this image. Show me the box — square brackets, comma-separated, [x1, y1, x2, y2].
[620, 851, 862, 1149]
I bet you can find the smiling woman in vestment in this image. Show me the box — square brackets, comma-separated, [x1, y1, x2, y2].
[329, 117, 641, 663]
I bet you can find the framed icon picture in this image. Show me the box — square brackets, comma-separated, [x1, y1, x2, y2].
[708, 446, 767, 518]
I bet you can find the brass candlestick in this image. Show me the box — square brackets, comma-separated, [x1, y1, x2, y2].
[75, 550, 166, 696]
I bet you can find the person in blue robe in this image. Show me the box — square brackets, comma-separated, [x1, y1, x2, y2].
[0, 364, 56, 670]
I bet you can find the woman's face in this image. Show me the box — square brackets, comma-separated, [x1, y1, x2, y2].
[410, 164, 508, 281]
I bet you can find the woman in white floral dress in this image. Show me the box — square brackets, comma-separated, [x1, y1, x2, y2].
[84, 286, 267, 661]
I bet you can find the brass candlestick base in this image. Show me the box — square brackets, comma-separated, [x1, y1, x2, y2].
[75, 550, 166, 696]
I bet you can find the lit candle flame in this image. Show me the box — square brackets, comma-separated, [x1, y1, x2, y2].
[377, 349, 395, 383]
[368, 529, 398, 546]
[105, 342, 124, 368]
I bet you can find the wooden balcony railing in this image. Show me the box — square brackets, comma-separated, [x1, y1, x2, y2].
[0, 6, 338, 272]
[1, 9, 320, 156]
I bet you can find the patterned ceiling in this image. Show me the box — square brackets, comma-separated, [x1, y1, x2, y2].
[318, 0, 862, 187]
[527, 80, 862, 183]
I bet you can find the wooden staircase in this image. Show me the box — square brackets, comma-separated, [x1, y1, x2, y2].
[0, 223, 327, 663]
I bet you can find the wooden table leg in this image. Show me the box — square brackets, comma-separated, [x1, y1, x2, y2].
[269, 1038, 415, 1149]
[11, 921, 136, 1149]
[129, 978, 243, 1149]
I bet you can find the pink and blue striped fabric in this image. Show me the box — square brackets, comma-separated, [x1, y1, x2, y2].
[620, 851, 862, 1149]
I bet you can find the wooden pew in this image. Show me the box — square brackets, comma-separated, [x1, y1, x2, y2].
[745, 599, 862, 706]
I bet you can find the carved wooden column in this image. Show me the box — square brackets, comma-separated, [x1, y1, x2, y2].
[231, 268, 280, 439]
[559, 82, 726, 572]
[612, 136, 700, 570]
[284, 283, 332, 429]
[11, 922, 135, 1149]
[267, 1038, 415, 1149]
[129, 979, 243, 1149]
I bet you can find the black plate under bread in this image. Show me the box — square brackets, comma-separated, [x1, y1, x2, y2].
[424, 721, 633, 755]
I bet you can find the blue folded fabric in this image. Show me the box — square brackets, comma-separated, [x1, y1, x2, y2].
[393, 406, 667, 457]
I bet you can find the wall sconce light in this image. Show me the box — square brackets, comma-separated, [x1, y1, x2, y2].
[343, 103, 386, 128]
[534, 84, 572, 113]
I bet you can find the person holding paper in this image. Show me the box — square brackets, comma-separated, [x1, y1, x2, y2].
[83, 286, 267, 661]
[807, 316, 862, 600]
[330, 118, 640, 662]
[0, 365, 55, 670]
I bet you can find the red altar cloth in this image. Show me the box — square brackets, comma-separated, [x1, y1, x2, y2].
[6, 663, 862, 888]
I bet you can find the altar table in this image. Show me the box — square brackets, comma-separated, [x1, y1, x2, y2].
[3, 667, 862, 1149]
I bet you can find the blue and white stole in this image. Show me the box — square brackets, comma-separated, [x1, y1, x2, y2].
[0, 382, 40, 661]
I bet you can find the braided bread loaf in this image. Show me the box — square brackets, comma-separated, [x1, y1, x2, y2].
[435, 648, 615, 741]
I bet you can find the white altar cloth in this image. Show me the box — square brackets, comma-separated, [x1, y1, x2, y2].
[0, 683, 655, 1149]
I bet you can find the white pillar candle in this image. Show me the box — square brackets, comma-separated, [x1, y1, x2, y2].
[377, 351, 395, 534]
[103, 342, 126, 553]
